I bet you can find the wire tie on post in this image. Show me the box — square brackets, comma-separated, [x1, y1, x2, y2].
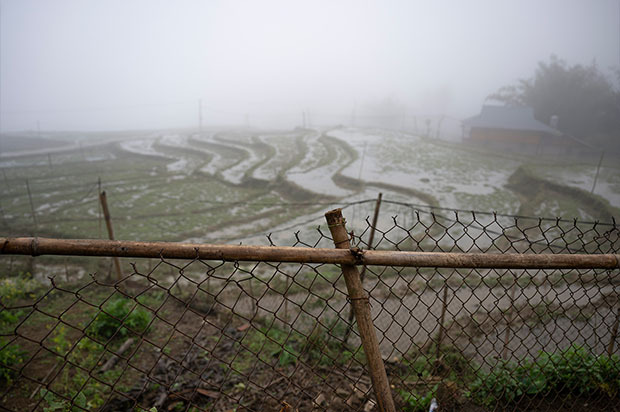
[347, 295, 371, 308]
[350, 247, 365, 264]
[327, 218, 347, 228]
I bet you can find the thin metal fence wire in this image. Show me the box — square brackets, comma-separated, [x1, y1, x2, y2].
[1, 210, 619, 412]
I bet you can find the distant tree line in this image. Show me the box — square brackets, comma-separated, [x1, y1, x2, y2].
[489, 55, 620, 150]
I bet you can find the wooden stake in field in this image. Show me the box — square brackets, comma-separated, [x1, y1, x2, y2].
[591, 150, 605, 194]
[502, 281, 518, 360]
[98, 177, 102, 238]
[325, 208, 395, 412]
[343, 193, 382, 344]
[99, 190, 122, 282]
[25, 178, 38, 234]
[607, 307, 620, 356]
[435, 281, 449, 369]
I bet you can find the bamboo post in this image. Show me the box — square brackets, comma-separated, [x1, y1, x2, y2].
[325, 208, 395, 412]
[502, 282, 518, 359]
[99, 191, 122, 282]
[98, 177, 102, 238]
[0, 238, 619, 270]
[591, 150, 605, 194]
[249, 276, 257, 316]
[607, 307, 620, 356]
[360, 193, 382, 284]
[2, 168, 9, 188]
[284, 274, 289, 322]
[435, 283, 449, 367]
[25, 179, 38, 234]
[344, 193, 382, 344]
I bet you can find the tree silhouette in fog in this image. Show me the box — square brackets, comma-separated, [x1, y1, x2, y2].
[489, 55, 620, 149]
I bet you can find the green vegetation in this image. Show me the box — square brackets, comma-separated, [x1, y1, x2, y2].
[397, 344, 472, 411]
[232, 317, 363, 373]
[40, 389, 86, 412]
[394, 343, 620, 409]
[87, 297, 151, 340]
[399, 387, 436, 412]
[0, 272, 40, 302]
[37, 335, 129, 411]
[468, 345, 620, 406]
[0, 334, 26, 384]
[0, 275, 33, 384]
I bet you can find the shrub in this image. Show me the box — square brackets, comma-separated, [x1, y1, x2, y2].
[87, 298, 151, 340]
[0, 273, 39, 303]
[0, 339, 26, 383]
[468, 345, 620, 406]
[398, 387, 437, 412]
[0, 308, 26, 383]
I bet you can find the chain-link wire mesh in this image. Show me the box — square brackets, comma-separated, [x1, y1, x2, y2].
[1, 208, 619, 411]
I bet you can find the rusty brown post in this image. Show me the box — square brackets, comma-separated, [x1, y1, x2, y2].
[435, 283, 449, 367]
[502, 283, 518, 359]
[98, 177, 102, 238]
[25, 179, 38, 234]
[284, 274, 289, 322]
[591, 150, 604, 194]
[99, 190, 122, 282]
[325, 208, 395, 412]
[607, 307, 620, 356]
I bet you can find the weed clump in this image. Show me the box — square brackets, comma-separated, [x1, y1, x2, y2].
[87, 297, 151, 340]
[468, 345, 620, 406]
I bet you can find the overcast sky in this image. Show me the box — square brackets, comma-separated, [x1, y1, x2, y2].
[1, 0, 618, 131]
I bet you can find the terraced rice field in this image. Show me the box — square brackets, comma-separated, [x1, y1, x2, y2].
[1, 127, 619, 247]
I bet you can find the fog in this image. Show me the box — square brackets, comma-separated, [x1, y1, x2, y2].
[1, 0, 618, 131]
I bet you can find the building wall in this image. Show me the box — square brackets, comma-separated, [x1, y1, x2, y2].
[469, 128, 542, 145]
[465, 127, 582, 155]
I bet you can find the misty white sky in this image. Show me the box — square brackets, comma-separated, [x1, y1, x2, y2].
[1, 0, 618, 131]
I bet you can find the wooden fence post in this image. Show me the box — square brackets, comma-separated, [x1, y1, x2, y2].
[325, 208, 395, 412]
[25, 179, 38, 234]
[502, 282, 518, 360]
[591, 150, 605, 194]
[343, 193, 382, 344]
[98, 177, 102, 238]
[435, 282, 449, 366]
[607, 307, 620, 356]
[99, 190, 122, 282]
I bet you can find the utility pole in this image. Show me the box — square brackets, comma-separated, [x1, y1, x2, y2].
[436, 115, 444, 139]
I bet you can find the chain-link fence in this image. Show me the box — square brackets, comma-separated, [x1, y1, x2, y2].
[1, 207, 619, 412]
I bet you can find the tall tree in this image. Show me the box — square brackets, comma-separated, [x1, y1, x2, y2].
[489, 56, 620, 144]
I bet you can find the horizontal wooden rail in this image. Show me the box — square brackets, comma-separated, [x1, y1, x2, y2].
[1, 237, 619, 269]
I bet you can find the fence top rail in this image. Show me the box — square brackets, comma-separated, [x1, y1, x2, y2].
[1, 237, 619, 270]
